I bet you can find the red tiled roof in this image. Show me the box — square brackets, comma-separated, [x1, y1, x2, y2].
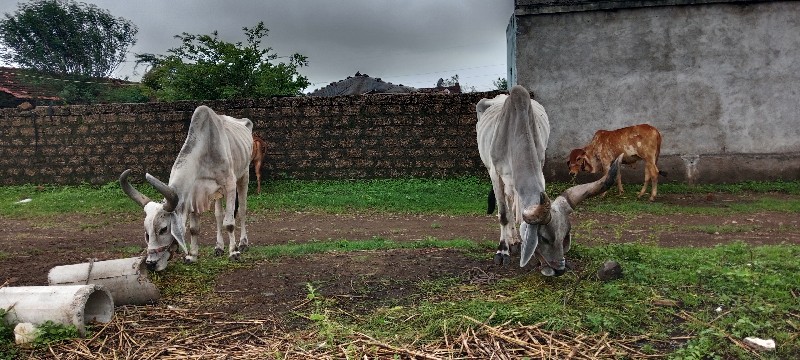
[0, 67, 62, 100]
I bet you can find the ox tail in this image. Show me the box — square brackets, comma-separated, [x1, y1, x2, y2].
[487, 188, 496, 214]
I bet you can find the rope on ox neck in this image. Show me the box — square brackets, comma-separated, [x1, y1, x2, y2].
[148, 244, 172, 255]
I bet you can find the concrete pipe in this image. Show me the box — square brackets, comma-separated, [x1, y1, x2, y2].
[48, 256, 160, 306]
[0, 284, 113, 336]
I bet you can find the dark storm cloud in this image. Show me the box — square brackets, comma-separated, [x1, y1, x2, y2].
[0, 0, 513, 91]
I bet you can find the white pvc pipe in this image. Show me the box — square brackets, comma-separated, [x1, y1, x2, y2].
[48, 256, 160, 306]
[0, 285, 113, 336]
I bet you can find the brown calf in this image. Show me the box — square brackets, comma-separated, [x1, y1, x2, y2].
[567, 123, 665, 201]
[251, 134, 267, 194]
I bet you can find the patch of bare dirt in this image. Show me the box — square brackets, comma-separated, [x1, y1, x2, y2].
[0, 191, 797, 319]
[211, 248, 526, 324]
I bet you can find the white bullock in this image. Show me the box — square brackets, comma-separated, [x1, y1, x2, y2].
[120, 105, 253, 271]
[477, 85, 551, 270]
[478, 86, 625, 276]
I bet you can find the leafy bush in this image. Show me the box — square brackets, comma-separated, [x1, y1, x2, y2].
[32, 321, 78, 347]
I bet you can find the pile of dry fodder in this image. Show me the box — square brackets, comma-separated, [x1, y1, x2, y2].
[25, 306, 665, 359]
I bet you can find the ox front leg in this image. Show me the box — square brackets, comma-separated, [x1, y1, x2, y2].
[223, 185, 241, 261]
[493, 184, 520, 266]
[235, 175, 249, 253]
[214, 199, 226, 257]
[185, 213, 200, 263]
[495, 213, 519, 266]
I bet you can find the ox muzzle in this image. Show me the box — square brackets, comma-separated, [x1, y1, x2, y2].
[537, 256, 568, 277]
[145, 242, 176, 272]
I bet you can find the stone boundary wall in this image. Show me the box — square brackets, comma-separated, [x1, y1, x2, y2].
[0, 92, 502, 186]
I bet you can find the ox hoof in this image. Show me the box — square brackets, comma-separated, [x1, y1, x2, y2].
[214, 247, 224, 257]
[184, 255, 197, 264]
[493, 253, 511, 266]
[237, 244, 249, 253]
[229, 251, 241, 261]
[493, 253, 503, 265]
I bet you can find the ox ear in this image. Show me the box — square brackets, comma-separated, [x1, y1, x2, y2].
[519, 223, 539, 268]
[170, 213, 188, 255]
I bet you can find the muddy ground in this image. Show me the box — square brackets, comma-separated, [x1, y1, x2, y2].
[1, 192, 798, 324]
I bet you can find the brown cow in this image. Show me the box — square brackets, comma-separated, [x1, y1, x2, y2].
[251, 134, 267, 194]
[567, 123, 665, 201]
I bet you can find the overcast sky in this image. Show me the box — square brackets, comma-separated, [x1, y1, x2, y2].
[0, 1, 514, 93]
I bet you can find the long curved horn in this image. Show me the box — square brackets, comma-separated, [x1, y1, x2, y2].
[562, 154, 623, 208]
[119, 169, 151, 208]
[145, 173, 178, 212]
[522, 192, 552, 225]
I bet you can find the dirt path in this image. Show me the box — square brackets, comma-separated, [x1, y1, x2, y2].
[1, 191, 797, 323]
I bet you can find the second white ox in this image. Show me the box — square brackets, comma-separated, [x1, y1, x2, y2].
[477, 85, 551, 271]
[120, 105, 253, 271]
[478, 86, 623, 276]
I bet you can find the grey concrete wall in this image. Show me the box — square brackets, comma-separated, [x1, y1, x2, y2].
[511, 0, 800, 183]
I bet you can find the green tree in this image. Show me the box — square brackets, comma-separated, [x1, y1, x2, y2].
[493, 77, 508, 91]
[136, 21, 310, 101]
[0, 0, 137, 78]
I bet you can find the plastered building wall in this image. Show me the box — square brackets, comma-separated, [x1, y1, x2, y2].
[510, 0, 800, 183]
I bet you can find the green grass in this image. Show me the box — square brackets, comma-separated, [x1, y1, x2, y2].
[0, 182, 145, 217]
[143, 237, 800, 359]
[548, 179, 800, 196]
[2, 178, 798, 219]
[1, 178, 799, 359]
[248, 177, 489, 215]
[349, 241, 800, 359]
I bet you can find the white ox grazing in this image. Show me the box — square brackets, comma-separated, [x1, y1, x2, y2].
[478, 87, 625, 276]
[477, 85, 551, 271]
[120, 105, 253, 271]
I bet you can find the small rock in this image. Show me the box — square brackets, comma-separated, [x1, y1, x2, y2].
[743, 337, 775, 351]
[17, 101, 34, 111]
[597, 260, 623, 281]
[14, 323, 37, 346]
[652, 299, 680, 307]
